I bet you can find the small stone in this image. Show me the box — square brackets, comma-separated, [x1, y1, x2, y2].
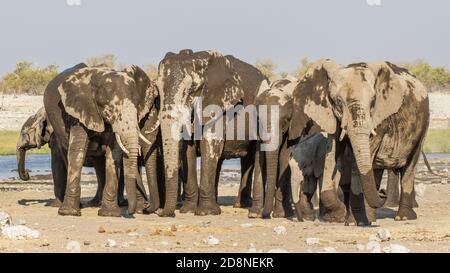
[104, 239, 117, 248]
[441, 178, 448, 184]
[273, 226, 287, 235]
[232, 243, 238, 247]
[268, 248, 289, 253]
[306, 237, 320, 245]
[98, 226, 106, 233]
[1, 225, 40, 240]
[376, 229, 391, 242]
[240, 223, 253, 228]
[83, 241, 91, 246]
[0, 211, 12, 228]
[201, 221, 211, 227]
[127, 232, 141, 237]
[66, 241, 81, 253]
[383, 244, 410, 253]
[206, 235, 220, 245]
[160, 241, 169, 246]
[170, 225, 177, 232]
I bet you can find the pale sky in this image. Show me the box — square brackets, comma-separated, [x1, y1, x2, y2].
[0, 0, 449, 75]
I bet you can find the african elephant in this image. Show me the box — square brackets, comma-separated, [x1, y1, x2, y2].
[288, 59, 429, 222]
[249, 77, 298, 218]
[16, 107, 129, 207]
[44, 63, 159, 217]
[155, 49, 268, 217]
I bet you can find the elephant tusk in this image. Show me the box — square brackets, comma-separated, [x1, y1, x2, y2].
[371, 129, 377, 136]
[115, 133, 130, 155]
[139, 132, 152, 145]
[339, 129, 346, 141]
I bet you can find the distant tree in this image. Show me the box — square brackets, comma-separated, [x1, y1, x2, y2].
[86, 54, 118, 69]
[403, 60, 450, 92]
[0, 61, 58, 95]
[144, 64, 158, 80]
[255, 58, 278, 80]
[293, 57, 314, 79]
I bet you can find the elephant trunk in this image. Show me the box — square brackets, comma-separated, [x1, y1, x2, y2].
[17, 148, 30, 181]
[118, 132, 140, 215]
[262, 149, 279, 218]
[159, 118, 179, 216]
[348, 130, 385, 208]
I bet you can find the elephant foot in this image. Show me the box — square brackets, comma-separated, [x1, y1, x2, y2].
[395, 206, 417, 221]
[98, 205, 121, 217]
[233, 197, 253, 208]
[156, 208, 176, 218]
[135, 200, 150, 214]
[272, 205, 287, 218]
[180, 202, 197, 214]
[295, 202, 315, 222]
[247, 207, 263, 218]
[58, 197, 81, 216]
[320, 202, 346, 223]
[143, 203, 159, 214]
[48, 199, 62, 207]
[195, 202, 221, 216]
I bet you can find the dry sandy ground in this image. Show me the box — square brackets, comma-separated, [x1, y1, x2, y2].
[1, 161, 450, 253]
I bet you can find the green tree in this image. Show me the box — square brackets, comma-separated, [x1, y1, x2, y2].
[403, 60, 450, 92]
[293, 57, 314, 79]
[86, 54, 118, 69]
[144, 64, 158, 80]
[255, 58, 278, 80]
[0, 61, 58, 95]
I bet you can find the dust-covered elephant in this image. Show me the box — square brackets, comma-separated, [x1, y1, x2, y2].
[155, 49, 268, 217]
[44, 64, 159, 217]
[288, 59, 429, 222]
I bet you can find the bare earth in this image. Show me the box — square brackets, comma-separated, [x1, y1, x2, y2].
[1, 160, 450, 253]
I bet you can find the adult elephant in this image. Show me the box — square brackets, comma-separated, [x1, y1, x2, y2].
[288, 59, 429, 222]
[44, 64, 158, 216]
[156, 49, 268, 217]
[16, 107, 130, 207]
[249, 77, 298, 218]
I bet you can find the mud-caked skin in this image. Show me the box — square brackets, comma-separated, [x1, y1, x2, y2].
[288, 59, 429, 224]
[251, 78, 297, 219]
[156, 49, 268, 217]
[44, 64, 159, 217]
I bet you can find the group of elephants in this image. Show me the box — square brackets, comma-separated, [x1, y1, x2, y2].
[16, 49, 430, 226]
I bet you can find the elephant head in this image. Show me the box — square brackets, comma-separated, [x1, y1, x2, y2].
[57, 65, 158, 214]
[288, 59, 408, 209]
[254, 77, 297, 217]
[156, 49, 247, 216]
[16, 107, 53, 181]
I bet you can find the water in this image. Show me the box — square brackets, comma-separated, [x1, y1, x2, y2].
[1, 153, 448, 180]
[0, 154, 242, 180]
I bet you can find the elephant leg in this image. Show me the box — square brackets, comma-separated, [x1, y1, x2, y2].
[98, 142, 121, 217]
[136, 162, 150, 214]
[84, 156, 105, 208]
[50, 145, 67, 207]
[195, 139, 224, 216]
[58, 126, 88, 216]
[385, 169, 400, 208]
[214, 158, 224, 202]
[273, 138, 293, 218]
[143, 144, 160, 214]
[395, 141, 423, 221]
[180, 140, 199, 213]
[319, 136, 346, 223]
[234, 154, 254, 208]
[248, 147, 263, 218]
[117, 166, 127, 206]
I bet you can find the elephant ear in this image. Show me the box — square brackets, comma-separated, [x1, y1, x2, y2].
[289, 61, 338, 140]
[123, 65, 158, 121]
[201, 52, 244, 121]
[58, 69, 105, 132]
[367, 62, 405, 130]
[30, 108, 48, 148]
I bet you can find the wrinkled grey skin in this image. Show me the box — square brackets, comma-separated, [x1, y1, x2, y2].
[156, 49, 268, 217]
[16, 107, 128, 208]
[288, 60, 429, 223]
[44, 64, 159, 217]
[249, 78, 297, 218]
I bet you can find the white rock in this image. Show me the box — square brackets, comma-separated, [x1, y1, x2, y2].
[366, 241, 381, 253]
[273, 226, 287, 235]
[66, 241, 81, 253]
[318, 247, 337, 253]
[1, 225, 40, 240]
[0, 211, 12, 228]
[306, 237, 320, 245]
[376, 229, 391, 242]
[206, 235, 220, 245]
[268, 248, 289, 253]
[240, 223, 253, 228]
[104, 239, 117, 248]
[127, 232, 142, 237]
[160, 241, 169, 246]
[441, 178, 448, 185]
[383, 244, 410, 253]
